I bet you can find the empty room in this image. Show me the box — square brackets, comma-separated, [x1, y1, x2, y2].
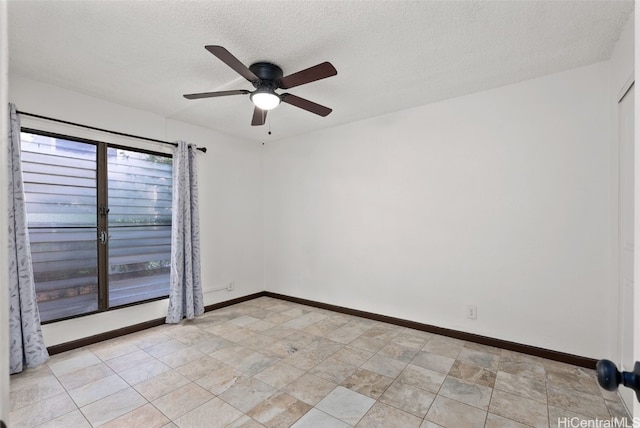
[1, 1, 638, 427]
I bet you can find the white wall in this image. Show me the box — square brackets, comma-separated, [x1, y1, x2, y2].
[1, 0, 10, 424]
[264, 61, 612, 359]
[8, 76, 264, 346]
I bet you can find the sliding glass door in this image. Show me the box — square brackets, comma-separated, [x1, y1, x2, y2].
[21, 130, 172, 322]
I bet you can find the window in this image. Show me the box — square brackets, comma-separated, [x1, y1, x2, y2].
[21, 130, 173, 322]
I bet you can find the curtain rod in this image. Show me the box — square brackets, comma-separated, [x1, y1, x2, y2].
[16, 110, 207, 153]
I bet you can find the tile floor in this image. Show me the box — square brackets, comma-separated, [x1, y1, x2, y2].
[9, 296, 632, 428]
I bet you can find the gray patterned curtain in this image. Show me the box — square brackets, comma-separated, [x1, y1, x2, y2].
[166, 141, 203, 323]
[8, 104, 48, 373]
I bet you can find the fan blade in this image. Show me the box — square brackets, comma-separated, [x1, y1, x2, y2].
[205, 45, 259, 82]
[183, 89, 250, 100]
[279, 62, 337, 89]
[251, 107, 267, 126]
[281, 94, 332, 117]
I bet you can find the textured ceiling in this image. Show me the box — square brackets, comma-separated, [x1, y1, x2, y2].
[8, 0, 634, 142]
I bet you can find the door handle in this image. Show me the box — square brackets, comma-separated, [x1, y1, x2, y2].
[597, 359, 640, 402]
[99, 230, 110, 245]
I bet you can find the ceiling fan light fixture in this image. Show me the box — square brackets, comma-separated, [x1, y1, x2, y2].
[251, 90, 280, 110]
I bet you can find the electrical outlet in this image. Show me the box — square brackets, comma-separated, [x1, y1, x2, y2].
[466, 305, 477, 320]
[226, 281, 234, 291]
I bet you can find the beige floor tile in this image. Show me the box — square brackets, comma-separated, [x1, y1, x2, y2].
[9, 364, 54, 392]
[438, 376, 493, 410]
[290, 408, 349, 428]
[106, 349, 155, 373]
[411, 351, 455, 374]
[498, 357, 546, 381]
[228, 350, 277, 376]
[464, 342, 502, 356]
[218, 377, 278, 413]
[489, 389, 549, 428]
[547, 384, 610, 419]
[144, 339, 188, 359]
[173, 329, 219, 347]
[191, 336, 233, 354]
[422, 337, 465, 359]
[356, 401, 423, 428]
[246, 391, 312, 428]
[283, 349, 329, 370]
[379, 380, 436, 417]
[176, 355, 225, 381]
[48, 349, 102, 377]
[210, 343, 250, 362]
[245, 319, 277, 332]
[403, 328, 436, 341]
[239, 333, 278, 350]
[133, 369, 191, 401]
[333, 345, 375, 367]
[341, 368, 394, 399]
[377, 342, 420, 363]
[10, 373, 65, 411]
[327, 325, 369, 344]
[309, 357, 358, 384]
[282, 312, 327, 330]
[494, 370, 547, 403]
[118, 359, 171, 385]
[68, 374, 129, 407]
[389, 332, 429, 350]
[282, 373, 338, 406]
[89, 340, 140, 362]
[152, 382, 215, 420]
[302, 316, 350, 337]
[261, 339, 303, 358]
[420, 421, 445, 428]
[395, 364, 446, 393]
[194, 363, 247, 395]
[281, 307, 310, 318]
[229, 315, 262, 327]
[262, 325, 298, 340]
[283, 331, 320, 349]
[253, 361, 305, 389]
[316, 386, 376, 426]
[56, 362, 115, 391]
[485, 412, 537, 428]
[349, 336, 389, 353]
[214, 325, 256, 342]
[426, 395, 487, 428]
[101, 403, 170, 428]
[448, 360, 496, 388]
[225, 415, 266, 427]
[174, 397, 243, 428]
[456, 348, 500, 372]
[305, 338, 345, 359]
[548, 405, 611, 428]
[546, 365, 601, 396]
[10, 390, 77, 427]
[159, 347, 205, 368]
[129, 331, 172, 350]
[80, 387, 147, 427]
[362, 353, 407, 378]
[605, 397, 633, 421]
[262, 312, 296, 325]
[35, 409, 92, 428]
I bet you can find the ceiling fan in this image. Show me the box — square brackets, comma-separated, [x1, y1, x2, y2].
[183, 46, 337, 126]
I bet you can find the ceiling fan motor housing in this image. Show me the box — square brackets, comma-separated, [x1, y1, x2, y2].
[249, 62, 283, 87]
